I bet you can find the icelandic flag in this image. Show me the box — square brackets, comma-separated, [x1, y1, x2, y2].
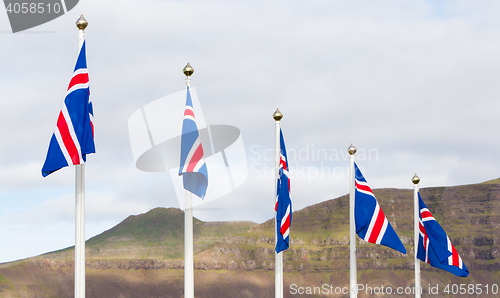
[275, 129, 291, 253]
[42, 41, 95, 177]
[178, 87, 208, 199]
[417, 193, 469, 277]
[354, 163, 406, 254]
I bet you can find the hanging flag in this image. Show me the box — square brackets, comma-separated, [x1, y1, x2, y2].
[275, 129, 291, 253]
[417, 193, 469, 277]
[178, 87, 208, 199]
[354, 163, 406, 254]
[42, 41, 95, 177]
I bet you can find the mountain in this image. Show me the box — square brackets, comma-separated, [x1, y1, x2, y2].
[0, 179, 499, 297]
[37, 207, 257, 261]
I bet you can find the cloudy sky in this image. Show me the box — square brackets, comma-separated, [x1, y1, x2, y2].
[1, 0, 500, 263]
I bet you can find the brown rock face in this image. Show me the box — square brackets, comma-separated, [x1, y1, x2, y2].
[1, 180, 499, 297]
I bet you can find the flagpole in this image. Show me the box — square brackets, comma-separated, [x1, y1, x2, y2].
[75, 163, 81, 298]
[412, 174, 421, 298]
[184, 191, 194, 298]
[75, 164, 85, 298]
[273, 109, 283, 298]
[348, 144, 357, 298]
[183, 63, 195, 298]
[75, 15, 88, 298]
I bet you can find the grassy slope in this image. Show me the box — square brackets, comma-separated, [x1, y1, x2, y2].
[0, 178, 499, 297]
[35, 207, 258, 260]
[0, 267, 498, 298]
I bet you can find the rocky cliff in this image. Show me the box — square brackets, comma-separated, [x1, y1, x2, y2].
[0, 179, 499, 297]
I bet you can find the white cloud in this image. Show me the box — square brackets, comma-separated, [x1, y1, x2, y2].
[1, 0, 500, 263]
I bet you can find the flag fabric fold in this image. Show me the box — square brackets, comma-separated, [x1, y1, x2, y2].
[275, 129, 291, 253]
[417, 192, 469, 277]
[42, 41, 95, 177]
[354, 163, 406, 254]
[178, 87, 208, 199]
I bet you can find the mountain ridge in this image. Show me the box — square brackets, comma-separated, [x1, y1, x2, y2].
[0, 178, 499, 297]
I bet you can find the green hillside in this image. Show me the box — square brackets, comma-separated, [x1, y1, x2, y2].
[0, 178, 499, 297]
[37, 207, 258, 260]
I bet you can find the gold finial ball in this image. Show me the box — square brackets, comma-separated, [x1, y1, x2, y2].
[183, 63, 194, 77]
[348, 143, 357, 155]
[76, 15, 88, 30]
[412, 174, 420, 185]
[273, 109, 283, 121]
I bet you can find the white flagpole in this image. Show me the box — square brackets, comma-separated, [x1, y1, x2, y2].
[75, 164, 85, 298]
[184, 191, 194, 298]
[412, 174, 421, 298]
[273, 109, 283, 298]
[75, 164, 81, 298]
[75, 15, 88, 298]
[348, 144, 357, 298]
[183, 64, 195, 298]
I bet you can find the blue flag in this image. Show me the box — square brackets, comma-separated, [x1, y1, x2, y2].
[42, 41, 95, 177]
[178, 87, 208, 198]
[275, 129, 291, 253]
[417, 193, 469, 277]
[354, 163, 406, 254]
